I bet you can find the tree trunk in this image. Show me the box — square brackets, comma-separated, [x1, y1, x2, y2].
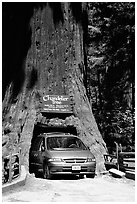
[2, 2, 107, 174]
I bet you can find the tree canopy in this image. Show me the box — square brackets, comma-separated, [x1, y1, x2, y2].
[86, 2, 135, 151]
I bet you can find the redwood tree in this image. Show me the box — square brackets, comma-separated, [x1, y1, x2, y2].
[2, 2, 107, 173]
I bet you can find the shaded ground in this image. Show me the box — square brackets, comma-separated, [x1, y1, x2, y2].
[2, 174, 135, 202]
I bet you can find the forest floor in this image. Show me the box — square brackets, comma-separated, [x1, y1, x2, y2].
[2, 173, 135, 202]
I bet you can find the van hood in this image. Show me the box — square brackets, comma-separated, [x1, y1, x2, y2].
[47, 149, 94, 159]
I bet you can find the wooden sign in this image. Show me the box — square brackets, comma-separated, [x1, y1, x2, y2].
[41, 95, 72, 113]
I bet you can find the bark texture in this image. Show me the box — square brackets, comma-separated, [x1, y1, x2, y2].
[2, 3, 107, 173]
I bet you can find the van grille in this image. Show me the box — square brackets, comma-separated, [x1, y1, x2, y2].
[63, 158, 86, 163]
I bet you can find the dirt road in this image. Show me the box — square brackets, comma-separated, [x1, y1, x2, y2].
[2, 174, 135, 202]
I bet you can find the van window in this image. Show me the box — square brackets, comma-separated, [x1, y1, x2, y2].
[47, 136, 87, 150]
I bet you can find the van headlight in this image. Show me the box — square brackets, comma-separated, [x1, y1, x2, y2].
[48, 158, 64, 162]
[87, 158, 96, 162]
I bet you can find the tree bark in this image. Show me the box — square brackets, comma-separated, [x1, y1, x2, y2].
[2, 2, 107, 173]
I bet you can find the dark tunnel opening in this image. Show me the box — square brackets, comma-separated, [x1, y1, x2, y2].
[29, 121, 78, 174]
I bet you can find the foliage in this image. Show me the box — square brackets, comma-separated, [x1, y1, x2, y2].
[86, 2, 135, 151]
[95, 108, 134, 151]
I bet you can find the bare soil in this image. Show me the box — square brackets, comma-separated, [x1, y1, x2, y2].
[2, 173, 135, 202]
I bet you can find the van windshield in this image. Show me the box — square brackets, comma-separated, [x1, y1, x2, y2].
[47, 136, 87, 151]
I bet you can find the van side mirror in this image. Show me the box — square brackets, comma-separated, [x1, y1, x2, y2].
[41, 145, 45, 151]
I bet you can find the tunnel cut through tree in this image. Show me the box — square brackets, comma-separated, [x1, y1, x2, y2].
[2, 2, 107, 173]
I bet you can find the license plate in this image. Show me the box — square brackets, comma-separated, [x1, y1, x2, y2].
[72, 166, 81, 171]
